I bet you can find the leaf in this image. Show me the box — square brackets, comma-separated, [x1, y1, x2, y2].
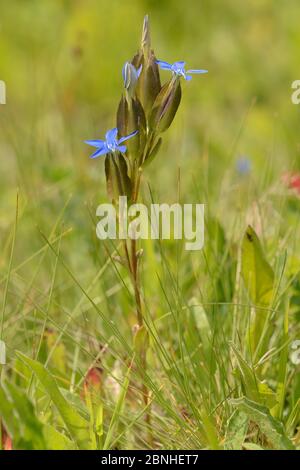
[230, 397, 294, 450]
[241, 226, 275, 353]
[286, 398, 300, 434]
[224, 410, 248, 450]
[189, 299, 211, 346]
[15, 351, 91, 449]
[241, 225, 274, 306]
[0, 385, 21, 443]
[43, 424, 75, 450]
[149, 78, 181, 133]
[0, 382, 46, 450]
[243, 442, 264, 450]
[105, 153, 132, 203]
[45, 330, 67, 375]
[230, 344, 277, 409]
[143, 137, 162, 167]
[103, 362, 132, 450]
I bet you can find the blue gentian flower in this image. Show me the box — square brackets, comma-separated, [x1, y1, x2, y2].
[236, 157, 251, 175]
[122, 62, 142, 91]
[85, 128, 138, 158]
[156, 60, 208, 81]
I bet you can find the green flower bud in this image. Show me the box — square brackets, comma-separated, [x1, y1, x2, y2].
[131, 16, 161, 116]
[123, 62, 142, 100]
[105, 152, 132, 204]
[149, 77, 182, 133]
[117, 95, 146, 161]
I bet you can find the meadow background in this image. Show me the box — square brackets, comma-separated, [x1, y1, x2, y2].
[0, 0, 300, 450]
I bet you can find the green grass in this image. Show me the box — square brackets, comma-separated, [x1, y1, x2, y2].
[1, 0, 300, 450]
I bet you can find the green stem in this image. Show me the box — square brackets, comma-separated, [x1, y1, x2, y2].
[124, 168, 153, 446]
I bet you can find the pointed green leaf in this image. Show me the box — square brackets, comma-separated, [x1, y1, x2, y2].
[103, 362, 132, 450]
[241, 226, 274, 306]
[15, 351, 91, 449]
[43, 424, 75, 450]
[231, 344, 277, 409]
[224, 410, 248, 450]
[0, 382, 46, 449]
[230, 397, 294, 450]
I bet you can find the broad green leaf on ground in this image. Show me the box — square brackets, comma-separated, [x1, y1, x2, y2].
[16, 351, 91, 449]
[224, 410, 248, 450]
[241, 226, 275, 353]
[43, 424, 76, 450]
[0, 382, 46, 449]
[241, 226, 274, 306]
[230, 397, 294, 450]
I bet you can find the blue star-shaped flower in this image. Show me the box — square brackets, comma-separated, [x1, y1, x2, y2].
[85, 128, 138, 159]
[236, 157, 251, 175]
[156, 60, 208, 81]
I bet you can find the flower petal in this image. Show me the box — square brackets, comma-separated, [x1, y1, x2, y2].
[116, 144, 127, 153]
[118, 130, 138, 144]
[105, 128, 118, 145]
[186, 69, 208, 74]
[90, 146, 109, 158]
[156, 60, 172, 70]
[84, 139, 105, 148]
[185, 75, 193, 81]
[173, 61, 185, 68]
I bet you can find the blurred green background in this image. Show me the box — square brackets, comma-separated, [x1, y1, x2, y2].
[1, 0, 300, 204]
[1, 0, 300, 358]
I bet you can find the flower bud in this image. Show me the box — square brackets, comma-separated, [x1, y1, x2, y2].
[117, 95, 146, 161]
[105, 152, 132, 203]
[131, 52, 161, 117]
[149, 77, 181, 133]
[141, 15, 151, 57]
[122, 62, 142, 99]
[131, 16, 161, 116]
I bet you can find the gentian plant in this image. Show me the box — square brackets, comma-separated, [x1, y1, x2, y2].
[85, 15, 207, 438]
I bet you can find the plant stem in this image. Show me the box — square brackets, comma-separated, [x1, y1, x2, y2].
[123, 167, 153, 446]
[131, 238, 143, 327]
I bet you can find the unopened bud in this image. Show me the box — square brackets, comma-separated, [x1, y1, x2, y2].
[131, 15, 161, 116]
[122, 62, 142, 99]
[141, 15, 151, 56]
[117, 96, 146, 160]
[105, 153, 132, 203]
[149, 77, 181, 133]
